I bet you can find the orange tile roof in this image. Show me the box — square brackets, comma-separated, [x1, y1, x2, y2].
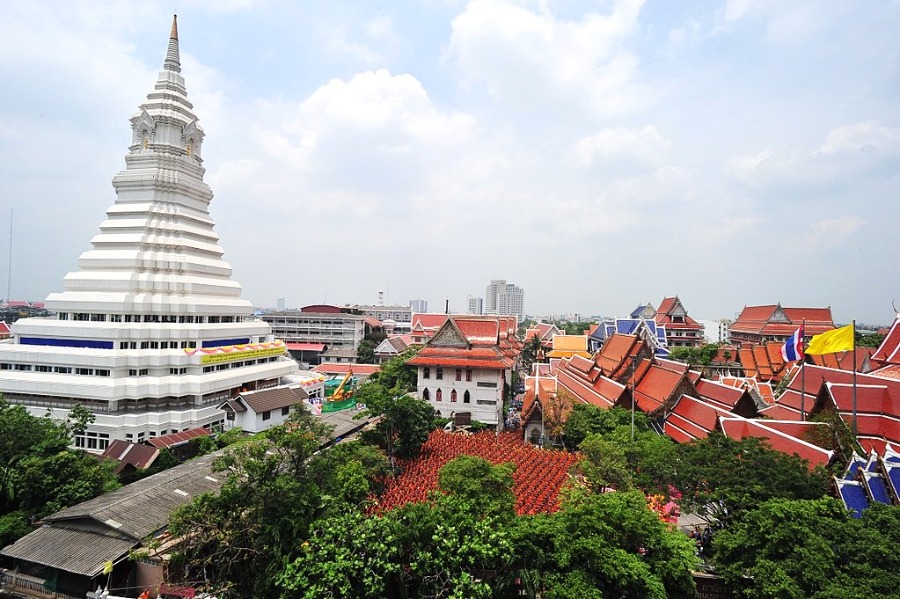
[633, 363, 687, 414]
[737, 342, 790, 382]
[596, 334, 648, 380]
[808, 348, 873, 372]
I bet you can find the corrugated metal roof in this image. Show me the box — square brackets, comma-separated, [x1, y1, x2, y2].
[1, 521, 139, 577]
[42, 452, 223, 541]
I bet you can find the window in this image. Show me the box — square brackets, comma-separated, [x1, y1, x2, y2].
[436, 389, 443, 402]
[451, 389, 457, 402]
[423, 388, 430, 401]
[262, 410, 271, 421]
[464, 390, 471, 404]
[436, 368, 443, 380]
[455, 369, 462, 381]
[423, 367, 430, 379]
[282, 406, 290, 416]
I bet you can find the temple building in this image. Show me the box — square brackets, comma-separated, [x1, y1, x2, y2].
[0, 17, 297, 451]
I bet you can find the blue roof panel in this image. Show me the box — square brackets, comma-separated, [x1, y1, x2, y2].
[837, 480, 870, 518]
[865, 473, 893, 505]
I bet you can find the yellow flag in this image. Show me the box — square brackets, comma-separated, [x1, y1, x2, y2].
[103, 560, 114, 574]
[805, 324, 854, 355]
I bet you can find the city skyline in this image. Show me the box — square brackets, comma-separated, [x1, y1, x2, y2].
[1, 1, 898, 325]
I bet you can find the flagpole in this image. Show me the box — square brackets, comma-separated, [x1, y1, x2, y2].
[800, 319, 806, 422]
[852, 319, 857, 437]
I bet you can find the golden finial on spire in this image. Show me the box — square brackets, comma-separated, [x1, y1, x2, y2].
[170, 14, 179, 40]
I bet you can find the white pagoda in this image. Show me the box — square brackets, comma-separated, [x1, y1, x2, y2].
[0, 17, 297, 451]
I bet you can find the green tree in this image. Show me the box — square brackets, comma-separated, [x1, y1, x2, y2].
[576, 434, 634, 491]
[360, 393, 434, 461]
[564, 405, 644, 449]
[855, 332, 885, 348]
[374, 347, 419, 392]
[0, 398, 119, 528]
[437, 455, 516, 517]
[357, 339, 377, 364]
[168, 406, 335, 597]
[306, 440, 391, 512]
[509, 491, 699, 599]
[712, 497, 874, 599]
[668, 344, 720, 367]
[16, 450, 119, 518]
[672, 432, 830, 527]
[0, 398, 57, 512]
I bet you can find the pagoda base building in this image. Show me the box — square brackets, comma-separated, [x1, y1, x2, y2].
[0, 17, 298, 452]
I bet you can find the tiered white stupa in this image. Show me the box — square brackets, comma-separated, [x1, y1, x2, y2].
[0, 17, 297, 451]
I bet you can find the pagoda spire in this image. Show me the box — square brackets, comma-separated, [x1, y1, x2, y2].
[164, 14, 181, 73]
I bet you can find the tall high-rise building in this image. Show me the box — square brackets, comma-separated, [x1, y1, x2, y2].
[409, 299, 428, 313]
[0, 17, 297, 452]
[484, 279, 525, 322]
[467, 296, 483, 315]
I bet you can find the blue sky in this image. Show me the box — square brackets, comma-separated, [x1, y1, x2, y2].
[1, 0, 898, 325]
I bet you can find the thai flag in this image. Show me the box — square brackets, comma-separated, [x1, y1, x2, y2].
[781, 326, 805, 362]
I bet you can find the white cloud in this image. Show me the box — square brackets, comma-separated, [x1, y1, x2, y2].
[801, 216, 865, 253]
[817, 121, 900, 155]
[725, 121, 900, 189]
[571, 126, 671, 167]
[447, 0, 647, 117]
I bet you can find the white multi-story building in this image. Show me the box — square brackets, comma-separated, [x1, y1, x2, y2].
[484, 279, 525, 322]
[467, 297, 483, 315]
[0, 18, 297, 452]
[407, 316, 517, 426]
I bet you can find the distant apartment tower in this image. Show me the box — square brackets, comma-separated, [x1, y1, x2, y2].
[484, 279, 525, 322]
[409, 299, 428, 313]
[468, 297, 484, 315]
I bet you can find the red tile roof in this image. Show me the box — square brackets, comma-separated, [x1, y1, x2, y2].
[455, 318, 500, 343]
[694, 379, 747, 411]
[654, 296, 702, 330]
[411, 313, 450, 330]
[730, 304, 835, 337]
[872, 317, 900, 366]
[100, 440, 160, 472]
[313, 363, 381, 376]
[664, 394, 733, 442]
[286, 342, 326, 351]
[719, 417, 834, 468]
[872, 364, 900, 380]
[146, 427, 211, 449]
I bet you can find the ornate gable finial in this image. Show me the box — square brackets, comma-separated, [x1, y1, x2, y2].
[164, 14, 181, 73]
